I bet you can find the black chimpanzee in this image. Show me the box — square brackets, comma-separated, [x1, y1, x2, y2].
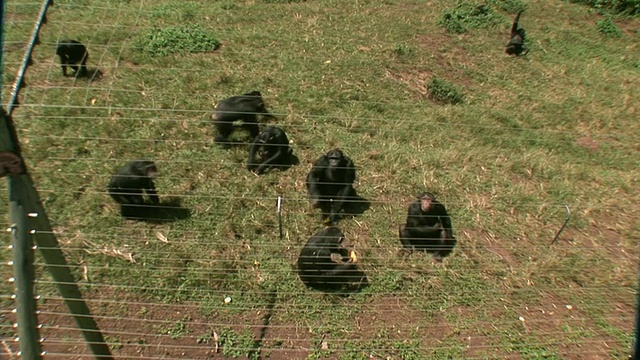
[306, 149, 357, 225]
[108, 161, 159, 217]
[211, 91, 272, 145]
[297, 226, 365, 292]
[505, 11, 528, 56]
[247, 126, 293, 175]
[56, 40, 89, 77]
[399, 192, 456, 261]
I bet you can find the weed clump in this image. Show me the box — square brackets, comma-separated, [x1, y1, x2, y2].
[564, 0, 640, 16]
[393, 43, 415, 56]
[138, 24, 221, 56]
[596, 16, 624, 37]
[438, 3, 503, 33]
[427, 78, 465, 104]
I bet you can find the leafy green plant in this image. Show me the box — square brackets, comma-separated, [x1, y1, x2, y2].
[138, 24, 221, 56]
[438, 2, 503, 33]
[216, 328, 257, 358]
[596, 16, 624, 37]
[427, 78, 465, 104]
[164, 319, 188, 339]
[565, 0, 640, 16]
[393, 43, 415, 56]
[218, 328, 242, 357]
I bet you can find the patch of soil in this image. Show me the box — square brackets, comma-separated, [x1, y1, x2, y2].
[1, 289, 307, 359]
[469, 228, 518, 269]
[415, 34, 474, 73]
[576, 136, 599, 152]
[451, 306, 515, 359]
[386, 34, 475, 100]
[516, 292, 630, 359]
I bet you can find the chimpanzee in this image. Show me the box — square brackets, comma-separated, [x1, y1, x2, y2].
[297, 226, 363, 291]
[505, 11, 528, 56]
[306, 149, 357, 225]
[108, 161, 159, 217]
[399, 192, 456, 260]
[56, 40, 89, 77]
[247, 126, 293, 174]
[211, 91, 272, 145]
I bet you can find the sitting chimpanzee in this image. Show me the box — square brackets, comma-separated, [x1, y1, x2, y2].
[247, 126, 293, 175]
[505, 11, 528, 56]
[399, 192, 457, 261]
[56, 40, 89, 77]
[297, 226, 365, 292]
[211, 91, 272, 145]
[108, 161, 159, 218]
[306, 149, 357, 225]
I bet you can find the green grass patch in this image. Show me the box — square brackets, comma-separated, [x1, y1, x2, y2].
[596, 16, 624, 37]
[137, 24, 221, 56]
[489, 0, 528, 12]
[0, 0, 638, 358]
[427, 77, 465, 104]
[438, 2, 504, 33]
[565, 0, 640, 15]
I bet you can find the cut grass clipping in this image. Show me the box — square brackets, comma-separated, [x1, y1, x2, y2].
[439, 2, 504, 33]
[427, 78, 465, 104]
[138, 24, 221, 56]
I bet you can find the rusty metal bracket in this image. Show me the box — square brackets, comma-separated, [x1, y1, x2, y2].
[0, 151, 26, 177]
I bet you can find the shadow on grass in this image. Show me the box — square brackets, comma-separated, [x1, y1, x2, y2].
[300, 269, 369, 296]
[67, 68, 103, 82]
[120, 197, 191, 223]
[254, 152, 301, 174]
[86, 68, 103, 82]
[318, 194, 371, 225]
[248, 290, 277, 359]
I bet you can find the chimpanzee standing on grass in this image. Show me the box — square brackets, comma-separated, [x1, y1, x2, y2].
[297, 226, 364, 292]
[306, 149, 357, 225]
[211, 91, 272, 145]
[505, 11, 528, 56]
[399, 192, 457, 261]
[108, 160, 159, 218]
[247, 126, 293, 175]
[56, 40, 89, 77]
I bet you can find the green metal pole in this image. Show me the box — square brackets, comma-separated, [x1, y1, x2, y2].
[1, 1, 41, 359]
[0, 0, 113, 358]
[9, 174, 114, 359]
[10, 202, 43, 360]
[6, 0, 52, 115]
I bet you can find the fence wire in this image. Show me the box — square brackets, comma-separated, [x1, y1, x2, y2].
[1, 0, 639, 359]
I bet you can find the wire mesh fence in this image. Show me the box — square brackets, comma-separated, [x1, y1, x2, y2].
[1, 0, 638, 359]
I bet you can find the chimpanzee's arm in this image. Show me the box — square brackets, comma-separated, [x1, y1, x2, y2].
[329, 160, 356, 220]
[247, 137, 261, 171]
[255, 146, 287, 174]
[307, 156, 328, 202]
[144, 179, 159, 205]
[254, 129, 288, 174]
[323, 262, 358, 278]
[437, 202, 454, 238]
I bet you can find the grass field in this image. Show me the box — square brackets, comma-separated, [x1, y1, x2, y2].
[1, 0, 639, 359]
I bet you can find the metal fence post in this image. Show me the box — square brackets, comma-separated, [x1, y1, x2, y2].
[10, 203, 43, 360]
